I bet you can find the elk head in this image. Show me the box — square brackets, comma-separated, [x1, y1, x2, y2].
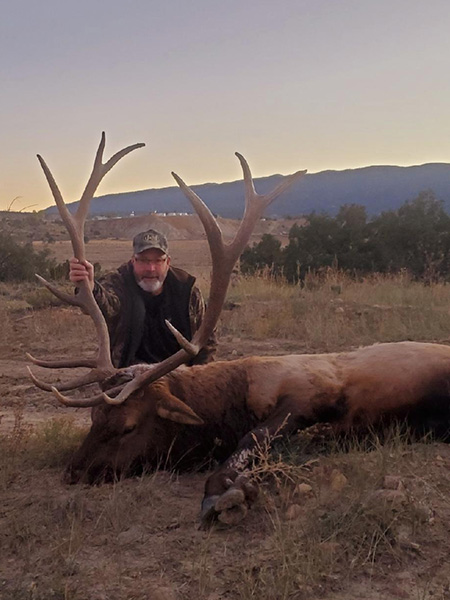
[27, 133, 306, 482]
[63, 377, 205, 483]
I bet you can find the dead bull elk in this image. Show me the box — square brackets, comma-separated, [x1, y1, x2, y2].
[28, 136, 450, 527]
[27, 133, 305, 522]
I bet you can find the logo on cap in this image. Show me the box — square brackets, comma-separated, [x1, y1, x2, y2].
[133, 229, 169, 255]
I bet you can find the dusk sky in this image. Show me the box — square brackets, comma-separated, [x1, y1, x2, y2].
[1, 0, 450, 212]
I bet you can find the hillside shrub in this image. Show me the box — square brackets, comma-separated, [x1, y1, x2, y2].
[0, 231, 57, 282]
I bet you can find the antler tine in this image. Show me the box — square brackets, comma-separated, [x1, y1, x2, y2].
[26, 352, 97, 369]
[34, 274, 83, 307]
[76, 133, 146, 245]
[232, 153, 307, 263]
[165, 320, 199, 356]
[27, 366, 103, 392]
[37, 154, 79, 250]
[51, 383, 126, 408]
[103, 155, 306, 405]
[29, 134, 145, 395]
[171, 172, 224, 265]
[199, 156, 306, 346]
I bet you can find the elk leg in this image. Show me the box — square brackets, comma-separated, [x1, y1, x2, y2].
[201, 407, 303, 527]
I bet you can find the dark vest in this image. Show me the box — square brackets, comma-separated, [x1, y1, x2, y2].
[116, 263, 195, 367]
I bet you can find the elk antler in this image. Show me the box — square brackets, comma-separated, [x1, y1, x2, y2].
[102, 154, 307, 405]
[27, 133, 145, 404]
[29, 141, 306, 408]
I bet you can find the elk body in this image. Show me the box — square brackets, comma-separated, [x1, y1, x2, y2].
[64, 340, 450, 524]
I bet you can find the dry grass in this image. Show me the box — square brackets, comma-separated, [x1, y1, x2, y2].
[0, 410, 88, 486]
[2, 270, 450, 599]
[3, 413, 448, 600]
[0, 412, 184, 599]
[235, 430, 444, 600]
[222, 269, 450, 351]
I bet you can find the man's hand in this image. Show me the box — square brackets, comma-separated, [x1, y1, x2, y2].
[69, 258, 95, 291]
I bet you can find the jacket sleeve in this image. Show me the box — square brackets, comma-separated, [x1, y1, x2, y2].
[188, 285, 217, 364]
[91, 273, 123, 322]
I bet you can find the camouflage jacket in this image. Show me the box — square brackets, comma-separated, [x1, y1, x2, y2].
[92, 261, 217, 368]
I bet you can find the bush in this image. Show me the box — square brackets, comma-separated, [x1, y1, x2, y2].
[0, 231, 57, 282]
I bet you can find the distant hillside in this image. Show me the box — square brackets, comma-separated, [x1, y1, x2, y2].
[44, 163, 450, 219]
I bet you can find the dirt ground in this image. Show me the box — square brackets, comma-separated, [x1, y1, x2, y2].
[1, 305, 450, 599]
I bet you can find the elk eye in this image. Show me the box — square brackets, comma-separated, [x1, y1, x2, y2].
[123, 424, 136, 435]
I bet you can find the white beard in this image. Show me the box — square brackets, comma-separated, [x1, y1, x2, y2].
[137, 279, 163, 294]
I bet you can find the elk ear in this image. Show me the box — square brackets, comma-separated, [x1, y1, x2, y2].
[156, 395, 204, 426]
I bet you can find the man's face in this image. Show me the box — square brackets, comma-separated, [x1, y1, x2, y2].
[132, 248, 171, 294]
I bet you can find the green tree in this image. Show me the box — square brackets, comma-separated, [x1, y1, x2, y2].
[240, 192, 450, 282]
[241, 234, 283, 275]
[283, 216, 331, 281]
[370, 191, 450, 278]
[281, 210, 361, 282]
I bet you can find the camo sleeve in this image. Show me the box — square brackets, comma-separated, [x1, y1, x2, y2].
[188, 285, 217, 364]
[91, 274, 122, 322]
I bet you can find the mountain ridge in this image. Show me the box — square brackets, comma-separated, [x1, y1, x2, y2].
[44, 162, 450, 219]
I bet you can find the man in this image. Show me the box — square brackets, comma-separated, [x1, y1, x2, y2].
[69, 229, 216, 368]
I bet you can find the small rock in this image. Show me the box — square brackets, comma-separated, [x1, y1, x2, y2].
[301, 458, 320, 469]
[148, 586, 177, 600]
[319, 541, 341, 556]
[414, 506, 432, 523]
[296, 483, 313, 496]
[398, 538, 421, 552]
[117, 526, 143, 546]
[384, 585, 410, 598]
[383, 475, 405, 490]
[368, 489, 408, 506]
[397, 523, 413, 542]
[285, 503, 302, 521]
[330, 470, 348, 492]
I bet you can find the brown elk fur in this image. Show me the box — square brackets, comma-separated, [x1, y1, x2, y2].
[65, 340, 450, 525]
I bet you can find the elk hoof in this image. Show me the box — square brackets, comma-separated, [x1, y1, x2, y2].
[217, 500, 248, 526]
[200, 488, 248, 528]
[214, 487, 245, 511]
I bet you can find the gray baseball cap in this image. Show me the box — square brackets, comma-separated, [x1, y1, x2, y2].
[133, 229, 169, 255]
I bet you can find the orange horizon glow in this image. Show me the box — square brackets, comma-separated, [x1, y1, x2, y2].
[2, 1, 450, 212]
